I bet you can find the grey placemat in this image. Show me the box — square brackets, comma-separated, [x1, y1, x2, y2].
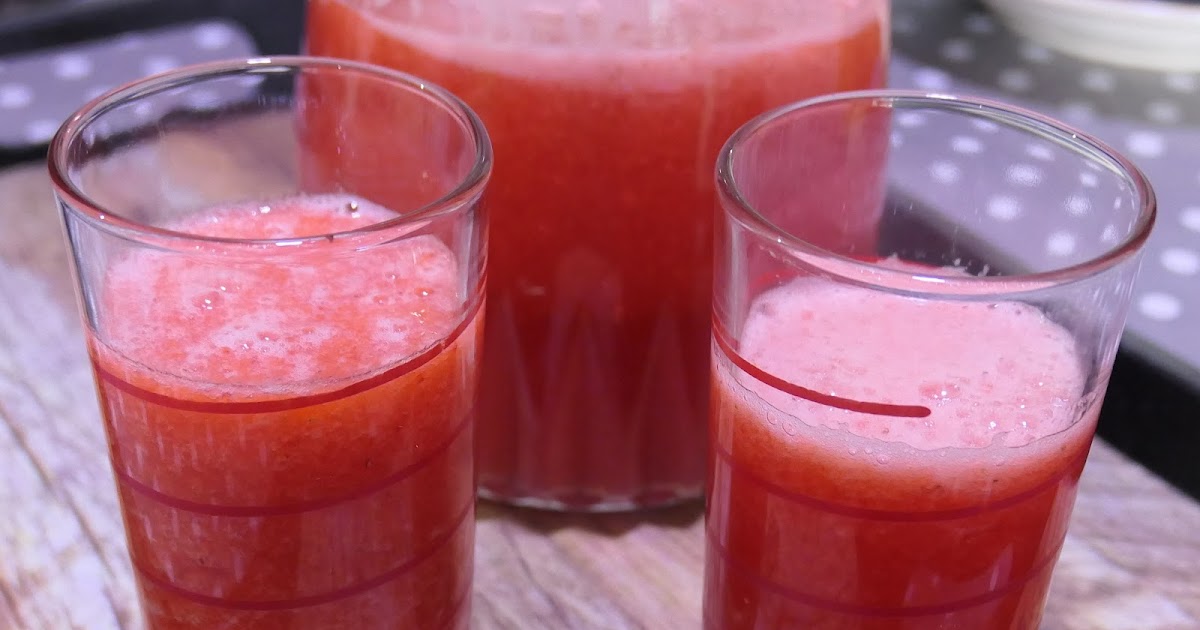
[0, 19, 257, 149]
[892, 0, 1200, 385]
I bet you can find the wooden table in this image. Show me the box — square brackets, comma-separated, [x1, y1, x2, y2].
[1, 155, 1198, 629]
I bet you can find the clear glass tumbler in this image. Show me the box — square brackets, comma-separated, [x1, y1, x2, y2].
[707, 91, 1155, 629]
[49, 56, 490, 629]
[306, 0, 891, 511]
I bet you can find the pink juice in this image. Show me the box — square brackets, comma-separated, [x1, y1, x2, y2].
[706, 276, 1096, 629]
[306, 0, 889, 508]
[90, 195, 479, 629]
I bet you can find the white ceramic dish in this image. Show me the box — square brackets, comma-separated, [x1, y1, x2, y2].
[982, 0, 1200, 72]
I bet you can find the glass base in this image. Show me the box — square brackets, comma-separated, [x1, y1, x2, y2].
[477, 485, 703, 513]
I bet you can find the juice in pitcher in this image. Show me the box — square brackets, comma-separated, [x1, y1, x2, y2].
[308, 0, 889, 509]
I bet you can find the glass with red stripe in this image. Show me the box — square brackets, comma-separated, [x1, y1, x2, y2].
[708, 91, 1155, 630]
[50, 57, 490, 630]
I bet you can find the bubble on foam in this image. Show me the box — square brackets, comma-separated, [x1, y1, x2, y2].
[299, 325, 336, 346]
[192, 289, 223, 312]
[919, 381, 962, 404]
[370, 317, 421, 347]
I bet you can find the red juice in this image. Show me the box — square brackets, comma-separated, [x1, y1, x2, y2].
[89, 195, 479, 629]
[706, 277, 1096, 629]
[306, 0, 890, 508]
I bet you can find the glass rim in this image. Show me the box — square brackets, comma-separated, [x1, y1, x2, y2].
[48, 55, 493, 250]
[716, 89, 1157, 296]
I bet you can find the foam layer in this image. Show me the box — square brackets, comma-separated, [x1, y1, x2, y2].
[345, 0, 882, 86]
[367, 0, 880, 46]
[100, 194, 462, 393]
[733, 278, 1089, 451]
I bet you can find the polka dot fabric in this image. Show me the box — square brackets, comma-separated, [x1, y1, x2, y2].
[892, 0, 1200, 380]
[2, 5, 1195, 380]
[0, 20, 255, 149]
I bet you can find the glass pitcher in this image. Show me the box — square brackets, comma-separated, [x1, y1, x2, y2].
[307, 0, 890, 511]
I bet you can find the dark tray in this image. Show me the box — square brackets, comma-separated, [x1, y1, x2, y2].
[0, 0, 304, 56]
[0, 0, 304, 166]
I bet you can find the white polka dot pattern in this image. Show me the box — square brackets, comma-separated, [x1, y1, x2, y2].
[986, 196, 1022, 221]
[1181, 207, 1200, 233]
[929, 160, 961, 184]
[1065, 195, 1091, 217]
[53, 54, 92, 81]
[1019, 43, 1053, 64]
[1081, 69, 1116, 93]
[893, 0, 1200, 376]
[1126, 131, 1167, 160]
[1101, 225, 1121, 244]
[896, 111, 927, 128]
[951, 135, 983, 154]
[1160, 248, 1200, 276]
[1059, 101, 1097, 125]
[998, 68, 1034, 92]
[971, 118, 1001, 134]
[940, 39, 975, 63]
[140, 54, 181, 76]
[193, 23, 237, 51]
[963, 13, 995, 34]
[893, 14, 920, 36]
[1006, 164, 1043, 187]
[1139, 293, 1182, 322]
[913, 67, 953, 91]
[1146, 101, 1182, 125]
[1025, 143, 1055, 162]
[24, 119, 59, 144]
[1045, 231, 1077, 257]
[0, 84, 32, 109]
[1164, 73, 1197, 93]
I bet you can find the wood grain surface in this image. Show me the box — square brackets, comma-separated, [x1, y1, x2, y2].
[2, 126, 1199, 629]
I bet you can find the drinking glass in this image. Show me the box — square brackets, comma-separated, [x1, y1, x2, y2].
[707, 90, 1155, 629]
[50, 56, 490, 629]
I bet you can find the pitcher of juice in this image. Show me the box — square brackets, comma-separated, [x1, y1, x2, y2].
[307, 0, 890, 511]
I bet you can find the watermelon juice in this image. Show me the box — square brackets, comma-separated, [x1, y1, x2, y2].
[705, 276, 1096, 630]
[306, 0, 890, 509]
[89, 195, 479, 629]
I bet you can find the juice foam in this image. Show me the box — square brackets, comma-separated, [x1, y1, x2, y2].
[100, 194, 462, 394]
[715, 275, 1098, 510]
[333, 0, 884, 87]
[737, 279, 1089, 450]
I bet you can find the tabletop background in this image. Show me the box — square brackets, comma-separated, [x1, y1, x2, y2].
[0, 2, 1198, 629]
